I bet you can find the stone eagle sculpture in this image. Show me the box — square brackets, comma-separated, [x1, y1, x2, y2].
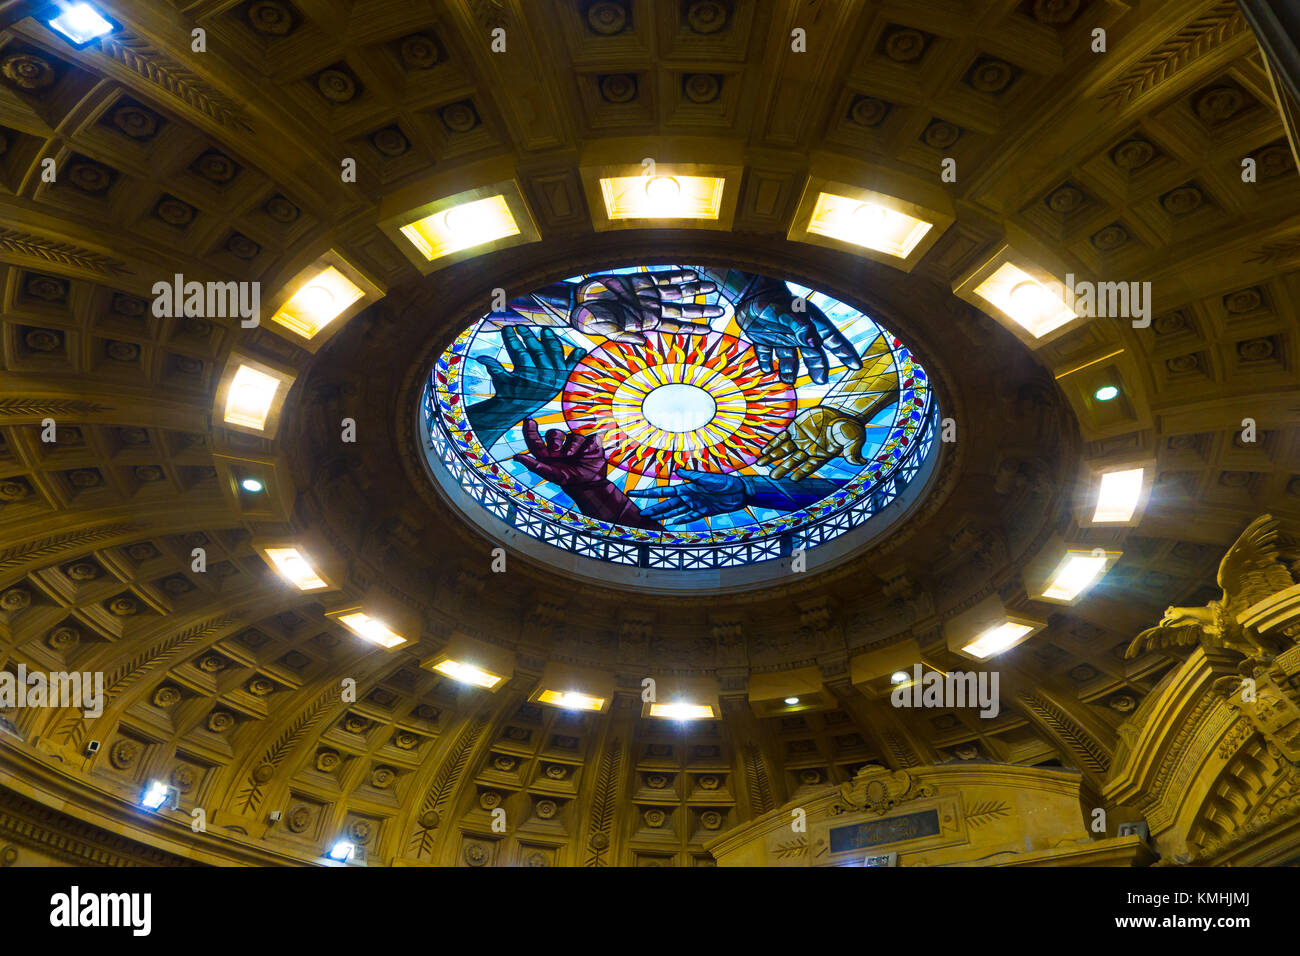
[1125, 514, 1297, 660]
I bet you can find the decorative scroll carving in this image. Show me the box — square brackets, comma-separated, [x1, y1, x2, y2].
[52, 616, 235, 745]
[0, 525, 138, 575]
[1098, 4, 1246, 109]
[236, 686, 343, 814]
[743, 743, 775, 815]
[98, 32, 253, 133]
[408, 716, 487, 858]
[0, 229, 131, 275]
[830, 765, 936, 816]
[1018, 693, 1111, 774]
[584, 738, 622, 866]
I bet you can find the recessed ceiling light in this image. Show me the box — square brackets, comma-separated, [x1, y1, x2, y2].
[537, 689, 606, 711]
[648, 702, 716, 720]
[270, 266, 365, 340]
[399, 195, 520, 261]
[327, 841, 355, 862]
[805, 192, 933, 259]
[961, 621, 1035, 660]
[47, 2, 114, 45]
[784, 697, 800, 706]
[1094, 385, 1119, 401]
[432, 659, 504, 689]
[599, 174, 725, 220]
[890, 670, 910, 685]
[336, 612, 406, 649]
[263, 547, 328, 591]
[223, 364, 281, 431]
[1041, 553, 1110, 602]
[644, 176, 681, 203]
[973, 263, 1077, 338]
[240, 477, 264, 493]
[1092, 467, 1144, 523]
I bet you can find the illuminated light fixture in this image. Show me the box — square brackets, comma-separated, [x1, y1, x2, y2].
[973, 262, 1077, 339]
[141, 780, 170, 810]
[805, 192, 933, 259]
[1042, 553, 1110, 603]
[433, 659, 503, 689]
[532, 663, 613, 712]
[336, 611, 406, 649]
[223, 364, 281, 431]
[1094, 385, 1119, 402]
[789, 174, 954, 271]
[1093, 467, 1144, 523]
[648, 701, 716, 720]
[784, 697, 800, 706]
[599, 174, 725, 220]
[399, 194, 520, 261]
[240, 477, 264, 493]
[537, 689, 606, 712]
[890, 671, 910, 685]
[264, 547, 328, 592]
[327, 841, 355, 862]
[1023, 537, 1121, 606]
[644, 175, 680, 203]
[270, 266, 365, 340]
[945, 594, 1043, 661]
[47, 2, 115, 45]
[962, 621, 1036, 660]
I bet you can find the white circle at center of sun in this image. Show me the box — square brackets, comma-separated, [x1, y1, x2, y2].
[640, 383, 717, 433]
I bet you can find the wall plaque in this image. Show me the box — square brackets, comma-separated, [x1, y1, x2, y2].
[829, 808, 940, 852]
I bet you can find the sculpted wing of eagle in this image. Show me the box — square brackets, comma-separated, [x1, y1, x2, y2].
[1216, 514, 1295, 617]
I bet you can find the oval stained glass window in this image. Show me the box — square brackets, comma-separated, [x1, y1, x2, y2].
[420, 265, 939, 575]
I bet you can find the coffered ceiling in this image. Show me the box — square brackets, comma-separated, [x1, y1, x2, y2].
[0, 0, 1297, 866]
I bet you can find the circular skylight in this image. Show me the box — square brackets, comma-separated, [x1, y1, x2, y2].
[419, 264, 939, 584]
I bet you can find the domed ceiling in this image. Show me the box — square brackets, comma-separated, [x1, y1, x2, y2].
[0, 0, 1297, 867]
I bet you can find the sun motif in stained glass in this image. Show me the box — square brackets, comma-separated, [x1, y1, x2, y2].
[561, 332, 797, 479]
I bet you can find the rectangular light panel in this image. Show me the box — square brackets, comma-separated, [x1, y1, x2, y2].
[49, 3, 114, 44]
[399, 195, 519, 261]
[962, 622, 1035, 660]
[337, 612, 406, 649]
[224, 364, 281, 431]
[973, 262, 1078, 339]
[270, 266, 365, 340]
[599, 175, 725, 220]
[647, 702, 716, 720]
[1093, 468, 1144, 523]
[537, 689, 606, 712]
[433, 659, 503, 689]
[264, 547, 328, 592]
[805, 192, 933, 258]
[1042, 553, 1110, 602]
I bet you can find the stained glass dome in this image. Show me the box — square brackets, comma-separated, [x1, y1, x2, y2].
[419, 264, 939, 582]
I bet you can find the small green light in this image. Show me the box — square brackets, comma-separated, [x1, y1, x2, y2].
[1094, 385, 1119, 402]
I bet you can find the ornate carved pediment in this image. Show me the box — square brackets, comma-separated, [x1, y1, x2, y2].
[1213, 645, 1300, 764]
[829, 765, 936, 817]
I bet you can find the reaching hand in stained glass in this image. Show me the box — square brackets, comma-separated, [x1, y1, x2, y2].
[627, 469, 746, 523]
[465, 327, 585, 449]
[630, 468, 852, 524]
[570, 270, 725, 345]
[730, 276, 862, 385]
[756, 406, 869, 479]
[514, 420, 661, 530]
